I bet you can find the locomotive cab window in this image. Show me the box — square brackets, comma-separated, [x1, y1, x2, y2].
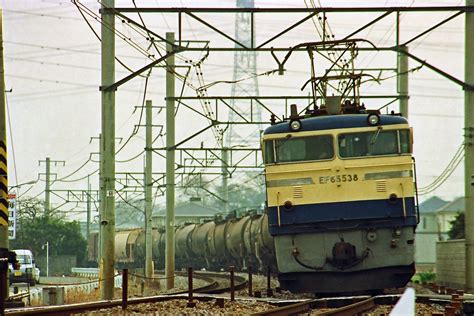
[264, 135, 334, 164]
[338, 129, 411, 158]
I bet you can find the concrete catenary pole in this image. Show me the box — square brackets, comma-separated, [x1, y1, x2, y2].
[465, 0, 474, 292]
[221, 147, 229, 213]
[0, 8, 9, 300]
[165, 32, 176, 290]
[145, 99, 153, 278]
[99, 0, 116, 300]
[86, 175, 91, 244]
[44, 157, 50, 216]
[398, 45, 409, 118]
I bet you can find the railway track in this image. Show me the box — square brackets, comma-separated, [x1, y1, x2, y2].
[158, 270, 247, 295]
[250, 296, 378, 316]
[4, 271, 247, 315]
[3, 292, 463, 316]
[4, 275, 471, 316]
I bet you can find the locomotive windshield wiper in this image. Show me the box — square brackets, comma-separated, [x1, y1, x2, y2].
[369, 126, 383, 145]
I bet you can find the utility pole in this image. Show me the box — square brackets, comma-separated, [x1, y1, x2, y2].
[39, 158, 64, 217]
[45, 157, 50, 215]
[398, 45, 409, 118]
[165, 32, 176, 290]
[144, 100, 153, 278]
[100, 0, 116, 300]
[0, 8, 9, 302]
[464, 0, 474, 292]
[221, 147, 229, 213]
[86, 175, 91, 245]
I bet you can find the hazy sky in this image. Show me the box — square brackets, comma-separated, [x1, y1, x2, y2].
[1, 0, 468, 219]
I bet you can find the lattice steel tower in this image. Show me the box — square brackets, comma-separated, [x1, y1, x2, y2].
[225, 0, 262, 148]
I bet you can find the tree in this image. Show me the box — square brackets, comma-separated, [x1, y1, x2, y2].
[448, 212, 465, 240]
[10, 197, 88, 266]
[227, 181, 265, 212]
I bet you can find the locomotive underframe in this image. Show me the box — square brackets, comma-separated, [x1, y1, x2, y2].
[273, 225, 415, 293]
[278, 263, 415, 294]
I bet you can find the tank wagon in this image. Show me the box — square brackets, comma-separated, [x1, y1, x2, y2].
[87, 212, 275, 272]
[261, 101, 419, 294]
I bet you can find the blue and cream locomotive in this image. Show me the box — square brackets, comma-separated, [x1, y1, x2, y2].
[262, 100, 418, 294]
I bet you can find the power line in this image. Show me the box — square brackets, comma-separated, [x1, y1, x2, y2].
[4, 9, 83, 21]
[418, 143, 464, 195]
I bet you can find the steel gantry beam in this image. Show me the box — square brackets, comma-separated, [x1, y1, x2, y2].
[171, 95, 404, 127]
[103, 6, 474, 52]
[50, 189, 100, 203]
[152, 147, 263, 171]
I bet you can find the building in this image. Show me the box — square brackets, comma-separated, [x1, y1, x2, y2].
[436, 197, 464, 234]
[415, 196, 463, 271]
[415, 196, 448, 270]
[152, 199, 222, 227]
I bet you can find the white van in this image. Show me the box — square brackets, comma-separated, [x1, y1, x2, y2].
[9, 249, 41, 286]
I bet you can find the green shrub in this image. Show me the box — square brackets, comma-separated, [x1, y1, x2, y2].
[417, 271, 436, 283]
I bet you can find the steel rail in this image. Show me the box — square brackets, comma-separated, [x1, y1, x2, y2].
[7, 292, 29, 301]
[317, 297, 376, 316]
[5, 272, 247, 316]
[9, 291, 467, 315]
[165, 273, 218, 294]
[251, 299, 315, 316]
[172, 271, 247, 294]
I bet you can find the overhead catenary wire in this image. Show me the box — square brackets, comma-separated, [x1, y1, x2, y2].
[417, 143, 465, 195]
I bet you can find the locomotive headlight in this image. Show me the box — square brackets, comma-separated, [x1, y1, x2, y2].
[367, 113, 380, 126]
[289, 120, 302, 131]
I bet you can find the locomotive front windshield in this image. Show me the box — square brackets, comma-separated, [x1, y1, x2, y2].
[338, 129, 410, 158]
[264, 135, 334, 164]
[264, 129, 411, 164]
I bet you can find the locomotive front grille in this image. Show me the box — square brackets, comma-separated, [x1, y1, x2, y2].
[293, 186, 303, 199]
[375, 180, 387, 192]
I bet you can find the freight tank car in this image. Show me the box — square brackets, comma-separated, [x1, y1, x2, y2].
[261, 101, 418, 294]
[88, 212, 276, 272]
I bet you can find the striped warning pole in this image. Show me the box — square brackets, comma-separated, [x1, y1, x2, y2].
[0, 8, 9, 304]
[0, 140, 6, 227]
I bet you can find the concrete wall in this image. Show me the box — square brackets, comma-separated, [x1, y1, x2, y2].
[436, 239, 465, 289]
[36, 255, 77, 277]
[415, 232, 438, 264]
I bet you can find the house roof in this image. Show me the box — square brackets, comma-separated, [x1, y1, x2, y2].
[436, 197, 464, 214]
[418, 196, 449, 214]
[153, 201, 221, 217]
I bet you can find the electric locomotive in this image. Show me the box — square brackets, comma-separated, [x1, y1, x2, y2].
[262, 100, 418, 294]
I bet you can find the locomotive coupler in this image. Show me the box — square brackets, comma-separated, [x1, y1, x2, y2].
[327, 241, 369, 270]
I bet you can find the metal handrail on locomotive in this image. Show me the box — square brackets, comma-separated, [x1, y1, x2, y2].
[261, 98, 419, 294]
